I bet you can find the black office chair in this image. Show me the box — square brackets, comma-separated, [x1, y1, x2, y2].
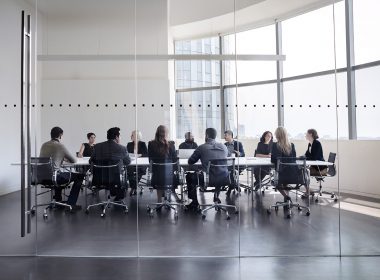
[200, 158, 239, 220]
[30, 157, 73, 219]
[252, 149, 274, 194]
[146, 159, 183, 219]
[267, 157, 310, 219]
[85, 160, 128, 217]
[310, 152, 338, 203]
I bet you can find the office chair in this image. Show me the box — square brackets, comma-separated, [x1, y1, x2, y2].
[30, 157, 73, 219]
[200, 158, 239, 220]
[267, 157, 310, 219]
[85, 160, 128, 217]
[146, 159, 184, 220]
[310, 152, 338, 202]
[252, 149, 275, 194]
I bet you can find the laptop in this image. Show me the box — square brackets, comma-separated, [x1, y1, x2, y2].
[178, 149, 195, 159]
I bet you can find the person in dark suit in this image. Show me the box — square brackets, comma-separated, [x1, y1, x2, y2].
[148, 125, 177, 202]
[271, 127, 297, 202]
[90, 127, 131, 200]
[224, 130, 245, 157]
[305, 128, 327, 176]
[254, 131, 273, 190]
[126, 130, 148, 196]
[179, 132, 198, 149]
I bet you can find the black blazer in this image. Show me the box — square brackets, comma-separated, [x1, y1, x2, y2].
[305, 140, 325, 161]
[271, 142, 296, 168]
[126, 141, 148, 157]
[90, 140, 131, 167]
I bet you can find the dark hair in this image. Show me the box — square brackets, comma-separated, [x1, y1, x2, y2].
[107, 127, 120, 140]
[224, 130, 233, 138]
[50, 127, 63, 139]
[307, 129, 319, 140]
[154, 125, 169, 156]
[205, 128, 217, 140]
[260, 131, 273, 143]
[87, 132, 96, 139]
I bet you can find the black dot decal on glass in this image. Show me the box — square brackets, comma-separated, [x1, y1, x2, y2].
[207, 104, 210, 107]
[346, 105, 348, 107]
[180, 104, 182, 107]
[78, 104, 81, 107]
[290, 105, 293, 107]
[272, 105, 275, 107]
[68, 104, 71, 107]
[124, 104, 126, 107]
[217, 105, 219, 107]
[364, 105, 367, 108]
[170, 104, 173, 107]
[263, 105, 266, 107]
[96, 104, 99, 107]
[337, 105, 339, 107]
[114, 104, 117, 107]
[87, 104, 90, 107]
[254, 105, 256, 107]
[50, 104, 53, 107]
[189, 104, 192, 107]
[355, 105, 357, 107]
[299, 105, 302, 107]
[318, 105, 321, 108]
[4, 104, 7, 107]
[41, 104, 44, 107]
[105, 104, 108, 107]
[14, 104, 16, 107]
[244, 104, 247, 107]
[59, 104, 62, 107]
[328, 105, 330, 107]
[373, 105, 376, 108]
[226, 105, 229, 107]
[142, 104, 145, 107]
[152, 104, 154, 107]
[133, 104, 136, 107]
[161, 104, 163, 107]
[198, 104, 201, 107]
[309, 105, 312, 107]
[281, 105, 284, 108]
[32, 104, 35, 107]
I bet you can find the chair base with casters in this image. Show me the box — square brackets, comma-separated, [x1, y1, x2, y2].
[85, 189, 128, 217]
[31, 196, 73, 220]
[200, 197, 238, 220]
[309, 177, 338, 203]
[146, 189, 182, 220]
[267, 192, 310, 219]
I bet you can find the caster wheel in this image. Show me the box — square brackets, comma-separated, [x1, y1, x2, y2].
[85, 209, 89, 214]
[140, 191, 143, 195]
[286, 214, 291, 219]
[319, 193, 322, 197]
[334, 198, 338, 202]
[267, 209, 271, 214]
[274, 206, 279, 212]
[174, 212, 178, 220]
[201, 214, 206, 220]
[124, 209, 128, 214]
[298, 207, 302, 211]
[146, 206, 151, 213]
[244, 189, 247, 193]
[100, 213, 105, 218]
[261, 190, 265, 194]
[30, 209, 35, 215]
[331, 195, 335, 199]
[226, 215, 231, 220]
[43, 214, 48, 220]
[306, 211, 310, 216]
[234, 210, 239, 215]
[215, 207, 220, 212]
[315, 199, 319, 203]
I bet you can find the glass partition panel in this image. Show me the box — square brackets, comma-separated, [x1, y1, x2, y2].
[0, 0, 38, 256]
[34, 0, 137, 257]
[136, 0, 240, 257]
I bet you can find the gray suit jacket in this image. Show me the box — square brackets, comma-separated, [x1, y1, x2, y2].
[40, 139, 76, 170]
[90, 140, 131, 167]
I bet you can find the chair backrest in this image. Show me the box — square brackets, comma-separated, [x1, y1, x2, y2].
[91, 159, 122, 188]
[207, 158, 235, 187]
[327, 152, 337, 176]
[30, 157, 54, 185]
[276, 157, 308, 186]
[150, 158, 179, 188]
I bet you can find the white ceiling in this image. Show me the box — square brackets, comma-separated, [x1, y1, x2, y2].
[26, 0, 340, 39]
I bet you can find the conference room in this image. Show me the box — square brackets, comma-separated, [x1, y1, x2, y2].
[0, 0, 379, 279]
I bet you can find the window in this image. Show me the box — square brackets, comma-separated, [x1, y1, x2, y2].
[225, 84, 278, 138]
[355, 66, 380, 139]
[224, 25, 277, 84]
[282, 2, 346, 77]
[176, 90, 221, 138]
[283, 73, 348, 139]
[353, 0, 380, 65]
[175, 37, 220, 89]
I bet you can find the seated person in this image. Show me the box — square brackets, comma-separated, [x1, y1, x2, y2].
[126, 130, 148, 196]
[271, 127, 297, 203]
[179, 132, 198, 149]
[305, 128, 327, 176]
[90, 127, 131, 201]
[186, 128, 229, 210]
[148, 125, 177, 203]
[254, 131, 273, 190]
[224, 130, 245, 196]
[39, 127, 84, 210]
[224, 130, 245, 157]
[78, 132, 96, 158]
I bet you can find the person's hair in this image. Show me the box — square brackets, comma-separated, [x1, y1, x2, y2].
[87, 132, 96, 139]
[132, 130, 142, 141]
[50, 127, 63, 139]
[307, 128, 319, 140]
[154, 125, 169, 156]
[107, 127, 120, 140]
[224, 130, 233, 138]
[260, 131, 273, 143]
[205, 128, 217, 140]
[185, 132, 192, 140]
[275, 127, 292, 155]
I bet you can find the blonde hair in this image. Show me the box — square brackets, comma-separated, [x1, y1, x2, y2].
[275, 127, 292, 155]
[131, 130, 142, 141]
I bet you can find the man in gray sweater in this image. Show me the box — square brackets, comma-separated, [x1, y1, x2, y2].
[40, 127, 84, 209]
[186, 128, 228, 209]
